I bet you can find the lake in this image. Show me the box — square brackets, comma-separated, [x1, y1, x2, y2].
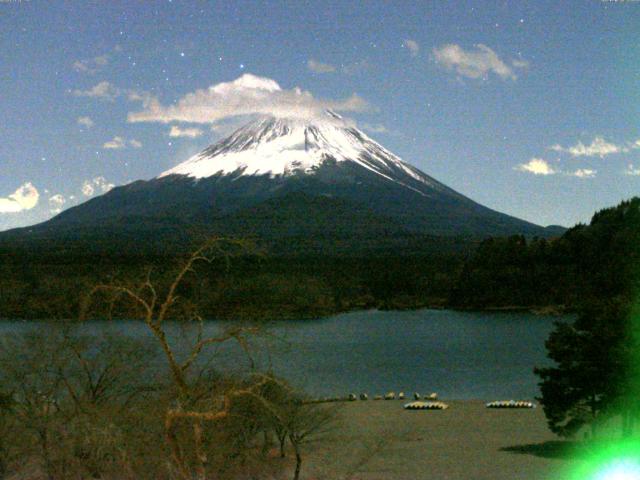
[0, 309, 561, 400]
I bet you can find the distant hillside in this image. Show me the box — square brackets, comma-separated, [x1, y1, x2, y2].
[450, 197, 640, 311]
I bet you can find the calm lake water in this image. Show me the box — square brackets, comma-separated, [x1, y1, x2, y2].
[0, 309, 561, 400]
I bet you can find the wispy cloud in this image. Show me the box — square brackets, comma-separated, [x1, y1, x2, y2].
[550, 136, 628, 158]
[516, 158, 600, 178]
[128, 73, 369, 124]
[73, 81, 120, 101]
[515, 158, 557, 175]
[82, 176, 114, 197]
[81, 183, 94, 196]
[432, 44, 526, 81]
[307, 59, 336, 74]
[511, 59, 530, 69]
[361, 123, 387, 134]
[77, 116, 94, 128]
[73, 54, 110, 74]
[126, 89, 153, 103]
[341, 59, 370, 76]
[103, 136, 141, 149]
[103, 136, 126, 149]
[403, 39, 420, 57]
[569, 168, 597, 178]
[169, 125, 203, 138]
[48, 194, 66, 213]
[625, 164, 640, 176]
[0, 182, 40, 213]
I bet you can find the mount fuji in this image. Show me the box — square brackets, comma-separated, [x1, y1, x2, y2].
[3, 112, 562, 254]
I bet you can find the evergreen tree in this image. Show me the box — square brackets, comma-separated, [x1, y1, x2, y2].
[534, 298, 629, 437]
[535, 198, 640, 438]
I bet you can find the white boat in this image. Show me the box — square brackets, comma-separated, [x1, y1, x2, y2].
[403, 401, 449, 410]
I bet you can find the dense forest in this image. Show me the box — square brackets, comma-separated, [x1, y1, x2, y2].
[0, 248, 464, 320]
[1, 197, 639, 320]
[451, 197, 640, 312]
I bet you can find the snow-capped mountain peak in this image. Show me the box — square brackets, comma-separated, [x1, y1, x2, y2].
[31, 113, 553, 242]
[159, 112, 437, 193]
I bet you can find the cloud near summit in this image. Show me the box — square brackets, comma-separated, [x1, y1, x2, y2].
[127, 74, 369, 124]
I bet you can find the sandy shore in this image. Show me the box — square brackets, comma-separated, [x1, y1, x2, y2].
[302, 399, 581, 480]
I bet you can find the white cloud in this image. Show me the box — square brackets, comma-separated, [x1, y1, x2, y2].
[102, 136, 142, 149]
[307, 59, 336, 74]
[625, 164, 640, 176]
[82, 176, 114, 197]
[81, 182, 94, 196]
[77, 116, 94, 128]
[550, 136, 627, 158]
[432, 44, 526, 81]
[73, 81, 120, 101]
[169, 125, 203, 138]
[569, 168, 597, 178]
[0, 182, 40, 213]
[103, 136, 126, 149]
[48, 194, 66, 213]
[127, 74, 369, 124]
[515, 158, 557, 175]
[95, 177, 115, 193]
[403, 39, 420, 57]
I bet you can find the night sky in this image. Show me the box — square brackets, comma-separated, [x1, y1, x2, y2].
[1, 0, 638, 231]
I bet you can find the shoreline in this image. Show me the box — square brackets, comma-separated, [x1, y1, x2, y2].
[0, 302, 571, 322]
[303, 399, 578, 480]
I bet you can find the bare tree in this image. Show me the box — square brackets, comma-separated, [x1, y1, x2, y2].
[0, 331, 70, 480]
[60, 331, 157, 413]
[282, 399, 339, 480]
[80, 237, 271, 480]
[0, 328, 156, 480]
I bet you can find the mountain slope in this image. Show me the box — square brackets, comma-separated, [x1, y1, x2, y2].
[2, 112, 562, 254]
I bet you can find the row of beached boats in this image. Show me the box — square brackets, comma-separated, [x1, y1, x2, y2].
[310, 391, 439, 403]
[365, 391, 439, 401]
[404, 399, 536, 410]
[309, 392, 536, 411]
[485, 400, 536, 409]
[403, 401, 449, 410]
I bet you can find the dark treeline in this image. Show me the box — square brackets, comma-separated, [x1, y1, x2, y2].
[1, 197, 639, 320]
[451, 197, 640, 312]
[0, 250, 463, 320]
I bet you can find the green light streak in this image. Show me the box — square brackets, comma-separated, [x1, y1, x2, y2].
[562, 439, 640, 480]
[561, 298, 640, 479]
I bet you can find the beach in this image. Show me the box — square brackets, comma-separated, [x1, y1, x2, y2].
[303, 399, 580, 480]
